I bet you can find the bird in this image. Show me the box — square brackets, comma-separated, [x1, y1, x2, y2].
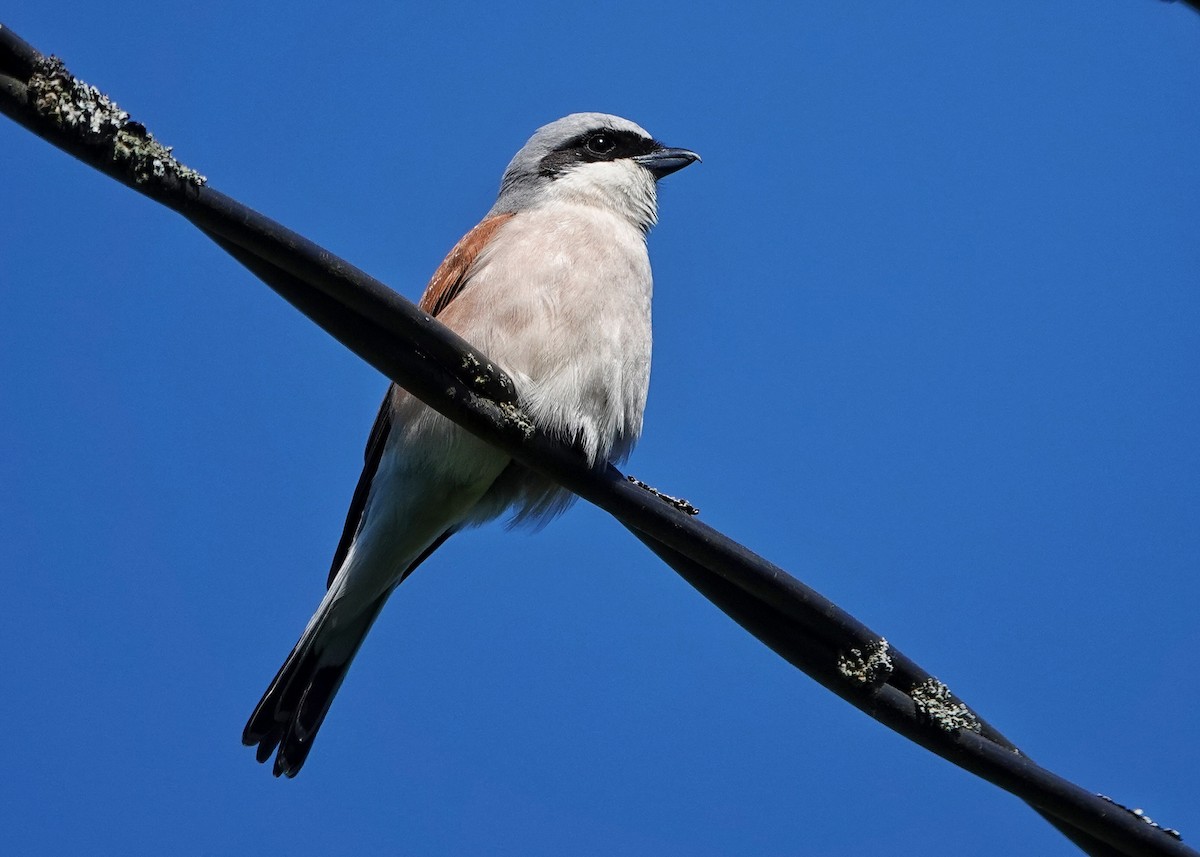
[242, 112, 699, 777]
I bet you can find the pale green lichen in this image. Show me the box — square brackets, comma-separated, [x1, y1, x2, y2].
[461, 352, 514, 400]
[910, 678, 981, 733]
[838, 638, 893, 686]
[1097, 796, 1183, 841]
[497, 401, 535, 438]
[625, 475, 700, 516]
[28, 56, 205, 188]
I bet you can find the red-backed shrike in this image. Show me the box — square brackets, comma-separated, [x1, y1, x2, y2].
[243, 113, 699, 776]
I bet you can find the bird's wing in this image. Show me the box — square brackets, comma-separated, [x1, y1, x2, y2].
[417, 212, 514, 316]
[324, 212, 515, 589]
[326, 394, 393, 588]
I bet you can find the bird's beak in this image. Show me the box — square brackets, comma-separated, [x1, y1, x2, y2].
[635, 147, 701, 179]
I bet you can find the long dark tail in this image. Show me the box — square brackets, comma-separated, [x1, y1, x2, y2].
[242, 595, 387, 777]
[243, 532, 452, 777]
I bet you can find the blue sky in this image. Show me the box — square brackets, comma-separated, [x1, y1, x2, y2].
[3, 2, 1198, 854]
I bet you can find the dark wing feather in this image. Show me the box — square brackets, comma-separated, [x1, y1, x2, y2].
[326, 391, 394, 588]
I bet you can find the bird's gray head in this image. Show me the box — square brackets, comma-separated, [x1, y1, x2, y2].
[489, 112, 699, 232]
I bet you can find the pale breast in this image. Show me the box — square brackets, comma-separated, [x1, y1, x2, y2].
[452, 202, 653, 462]
[437, 202, 655, 527]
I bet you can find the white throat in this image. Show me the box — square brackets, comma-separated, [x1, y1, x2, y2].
[544, 160, 659, 233]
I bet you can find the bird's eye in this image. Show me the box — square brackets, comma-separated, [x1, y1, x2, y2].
[586, 134, 617, 155]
